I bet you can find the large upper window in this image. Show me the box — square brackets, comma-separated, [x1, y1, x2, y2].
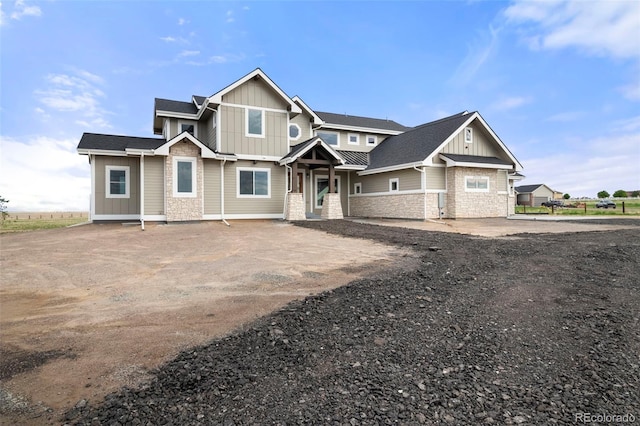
[173, 157, 197, 197]
[315, 175, 340, 208]
[465, 176, 489, 192]
[105, 166, 130, 198]
[316, 131, 339, 146]
[238, 168, 270, 198]
[366, 135, 377, 146]
[246, 108, 264, 137]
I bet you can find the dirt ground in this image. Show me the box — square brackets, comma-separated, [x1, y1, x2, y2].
[0, 217, 636, 425]
[0, 220, 413, 425]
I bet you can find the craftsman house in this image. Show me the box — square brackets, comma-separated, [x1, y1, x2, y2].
[77, 68, 523, 223]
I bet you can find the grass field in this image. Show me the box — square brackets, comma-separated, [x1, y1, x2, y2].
[0, 212, 89, 233]
[516, 200, 640, 216]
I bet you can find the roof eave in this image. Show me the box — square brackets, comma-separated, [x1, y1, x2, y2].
[319, 123, 404, 135]
[358, 161, 424, 176]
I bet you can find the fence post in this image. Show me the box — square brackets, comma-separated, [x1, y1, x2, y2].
[584, 203, 587, 214]
[622, 201, 625, 213]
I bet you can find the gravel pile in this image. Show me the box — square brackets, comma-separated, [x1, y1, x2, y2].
[69, 220, 640, 425]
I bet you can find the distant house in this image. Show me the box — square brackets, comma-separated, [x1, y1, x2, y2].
[77, 68, 524, 223]
[515, 184, 559, 206]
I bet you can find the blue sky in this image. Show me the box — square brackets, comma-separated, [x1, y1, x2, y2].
[1, 0, 639, 211]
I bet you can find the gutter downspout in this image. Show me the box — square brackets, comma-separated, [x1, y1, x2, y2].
[220, 158, 230, 227]
[140, 153, 145, 231]
[413, 164, 426, 220]
[284, 163, 292, 219]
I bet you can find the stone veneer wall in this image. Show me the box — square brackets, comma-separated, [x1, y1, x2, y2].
[285, 193, 306, 221]
[446, 167, 509, 218]
[321, 193, 344, 219]
[166, 142, 204, 221]
[349, 193, 425, 219]
[425, 193, 444, 219]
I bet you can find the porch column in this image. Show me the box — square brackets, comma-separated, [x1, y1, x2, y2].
[292, 162, 299, 192]
[328, 163, 335, 193]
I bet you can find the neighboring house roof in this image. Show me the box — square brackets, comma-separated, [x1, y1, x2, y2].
[515, 184, 545, 193]
[367, 112, 471, 170]
[316, 111, 410, 132]
[78, 133, 166, 152]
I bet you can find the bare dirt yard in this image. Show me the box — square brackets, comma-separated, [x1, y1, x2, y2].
[1, 217, 639, 425]
[0, 221, 413, 425]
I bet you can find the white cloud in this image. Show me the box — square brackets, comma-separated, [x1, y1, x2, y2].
[226, 10, 234, 23]
[519, 132, 640, 197]
[160, 36, 176, 42]
[490, 95, 532, 111]
[450, 24, 501, 86]
[0, 1, 6, 26]
[0, 136, 89, 211]
[546, 111, 584, 122]
[34, 70, 112, 129]
[178, 50, 200, 58]
[619, 81, 640, 101]
[611, 115, 640, 133]
[10, 0, 41, 20]
[209, 53, 245, 64]
[504, 0, 640, 60]
[177, 17, 187, 25]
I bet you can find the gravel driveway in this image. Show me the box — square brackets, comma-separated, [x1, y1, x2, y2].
[0, 221, 411, 425]
[62, 218, 640, 425]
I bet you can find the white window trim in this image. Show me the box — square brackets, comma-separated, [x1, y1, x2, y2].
[366, 134, 378, 146]
[173, 156, 197, 198]
[245, 108, 265, 138]
[465, 176, 490, 192]
[163, 120, 169, 140]
[237, 167, 271, 198]
[464, 127, 473, 144]
[315, 130, 340, 147]
[289, 123, 301, 141]
[354, 182, 362, 194]
[179, 120, 198, 138]
[105, 165, 130, 199]
[211, 111, 217, 130]
[389, 178, 399, 192]
[348, 133, 360, 145]
[315, 174, 341, 209]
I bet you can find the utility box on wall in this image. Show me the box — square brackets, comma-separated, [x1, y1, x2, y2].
[438, 192, 445, 218]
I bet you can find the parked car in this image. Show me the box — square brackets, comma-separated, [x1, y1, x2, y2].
[541, 200, 564, 208]
[596, 200, 616, 209]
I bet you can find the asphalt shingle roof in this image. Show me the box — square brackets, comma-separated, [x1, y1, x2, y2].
[78, 133, 166, 151]
[337, 150, 368, 166]
[316, 111, 410, 132]
[192, 96, 207, 106]
[155, 98, 199, 115]
[367, 112, 471, 170]
[515, 184, 544, 193]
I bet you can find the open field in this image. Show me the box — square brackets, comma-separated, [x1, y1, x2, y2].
[0, 212, 89, 233]
[516, 199, 640, 216]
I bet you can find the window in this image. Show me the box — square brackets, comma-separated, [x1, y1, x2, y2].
[315, 175, 340, 208]
[389, 178, 399, 192]
[173, 157, 197, 197]
[212, 111, 217, 130]
[465, 176, 489, 192]
[179, 121, 197, 137]
[316, 131, 339, 146]
[354, 183, 362, 194]
[238, 168, 270, 198]
[464, 127, 473, 143]
[246, 108, 264, 137]
[289, 123, 301, 140]
[348, 133, 359, 145]
[366, 135, 377, 146]
[105, 166, 130, 198]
